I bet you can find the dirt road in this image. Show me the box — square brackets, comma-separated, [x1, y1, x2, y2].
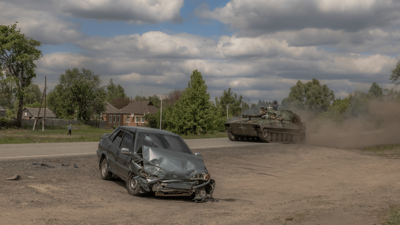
[1, 143, 399, 224]
[0, 138, 264, 159]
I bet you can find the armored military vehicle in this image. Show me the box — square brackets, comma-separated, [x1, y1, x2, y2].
[224, 108, 306, 143]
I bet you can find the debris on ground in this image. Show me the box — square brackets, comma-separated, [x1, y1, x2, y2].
[74, 164, 79, 168]
[61, 164, 69, 166]
[32, 163, 54, 168]
[6, 175, 20, 180]
[28, 176, 35, 179]
[285, 217, 293, 221]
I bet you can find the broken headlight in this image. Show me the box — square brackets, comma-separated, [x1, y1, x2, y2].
[190, 173, 211, 181]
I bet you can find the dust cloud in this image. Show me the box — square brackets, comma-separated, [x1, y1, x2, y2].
[303, 100, 400, 148]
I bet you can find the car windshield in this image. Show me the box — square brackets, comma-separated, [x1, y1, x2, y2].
[137, 132, 192, 154]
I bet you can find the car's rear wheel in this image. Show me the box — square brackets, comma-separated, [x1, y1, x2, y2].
[100, 158, 112, 180]
[127, 173, 143, 196]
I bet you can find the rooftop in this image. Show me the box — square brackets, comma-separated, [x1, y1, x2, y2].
[120, 100, 158, 115]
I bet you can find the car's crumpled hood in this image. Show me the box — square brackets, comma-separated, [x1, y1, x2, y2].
[141, 146, 206, 180]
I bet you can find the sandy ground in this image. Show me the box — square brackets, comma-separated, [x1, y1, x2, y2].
[0, 143, 399, 225]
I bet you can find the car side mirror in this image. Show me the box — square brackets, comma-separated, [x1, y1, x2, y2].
[194, 153, 201, 157]
[121, 148, 132, 155]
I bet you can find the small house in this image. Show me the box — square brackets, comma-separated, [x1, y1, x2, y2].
[101, 101, 125, 127]
[102, 100, 158, 128]
[22, 107, 56, 119]
[120, 101, 158, 127]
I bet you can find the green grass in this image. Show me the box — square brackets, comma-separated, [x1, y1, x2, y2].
[0, 124, 109, 144]
[374, 205, 400, 225]
[362, 143, 400, 159]
[0, 125, 227, 144]
[384, 209, 400, 225]
[181, 132, 227, 139]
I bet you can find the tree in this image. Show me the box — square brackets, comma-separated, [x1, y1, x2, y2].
[47, 90, 59, 116]
[390, 60, 400, 85]
[106, 79, 126, 100]
[0, 73, 17, 110]
[215, 87, 243, 116]
[282, 78, 335, 111]
[345, 91, 372, 117]
[368, 82, 383, 97]
[164, 89, 184, 107]
[23, 83, 42, 104]
[147, 94, 161, 108]
[0, 23, 42, 126]
[131, 94, 161, 108]
[13, 83, 43, 114]
[166, 70, 218, 135]
[51, 68, 106, 121]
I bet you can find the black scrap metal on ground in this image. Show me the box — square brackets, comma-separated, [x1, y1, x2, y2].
[32, 163, 54, 168]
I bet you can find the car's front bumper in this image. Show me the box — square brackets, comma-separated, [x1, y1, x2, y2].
[137, 177, 216, 202]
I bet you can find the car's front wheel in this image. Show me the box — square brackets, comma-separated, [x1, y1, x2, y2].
[100, 158, 112, 180]
[127, 173, 143, 196]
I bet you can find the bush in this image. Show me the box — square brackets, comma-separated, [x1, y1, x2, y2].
[0, 117, 10, 123]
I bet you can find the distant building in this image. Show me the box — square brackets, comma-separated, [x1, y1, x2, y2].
[101, 101, 125, 127]
[0, 106, 6, 118]
[22, 107, 56, 119]
[102, 100, 158, 128]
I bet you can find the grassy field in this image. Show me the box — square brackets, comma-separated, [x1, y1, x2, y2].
[375, 204, 400, 225]
[362, 143, 400, 159]
[362, 144, 400, 224]
[0, 125, 227, 144]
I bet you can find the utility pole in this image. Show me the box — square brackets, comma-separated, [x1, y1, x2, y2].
[42, 76, 46, 131]
[160, 97, 163, 130]
[33, 80, 46, 131]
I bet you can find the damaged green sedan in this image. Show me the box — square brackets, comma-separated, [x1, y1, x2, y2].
[96, 126, 215, 202]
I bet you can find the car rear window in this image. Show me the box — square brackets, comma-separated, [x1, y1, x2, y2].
[137, 132, 192, 154]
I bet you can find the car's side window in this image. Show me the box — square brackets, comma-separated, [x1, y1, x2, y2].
[109, 129, 119, 141]
[112, 131, 124, 147]
[120, 132, 134, 151]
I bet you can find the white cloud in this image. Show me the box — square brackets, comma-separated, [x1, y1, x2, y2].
[0, 1, 84, 45]
[33, 32, 398, 102]
[196, 0, 400, 36]
[60, 0, 184, 23]
[0, 0, 185, 45]
[76, 32, 218, 59]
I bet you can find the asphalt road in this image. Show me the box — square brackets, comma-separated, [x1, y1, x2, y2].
[0, 138, 265, 159]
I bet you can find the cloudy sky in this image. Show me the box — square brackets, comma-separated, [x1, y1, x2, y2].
[2, 0, 400, 102]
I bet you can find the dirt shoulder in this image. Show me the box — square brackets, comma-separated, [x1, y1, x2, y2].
[1, 144, 399, 225]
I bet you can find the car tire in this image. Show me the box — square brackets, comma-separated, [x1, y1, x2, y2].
[126, 173, 143, 196]
[100, 158, 112, 180]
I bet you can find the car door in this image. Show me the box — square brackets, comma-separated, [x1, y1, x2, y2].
[102, 129, 119, 166]
[115, 131, 136, 180]
[108, 130, 124, 174]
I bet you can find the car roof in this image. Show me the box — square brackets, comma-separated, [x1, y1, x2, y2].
[118, 126, 180, 137]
